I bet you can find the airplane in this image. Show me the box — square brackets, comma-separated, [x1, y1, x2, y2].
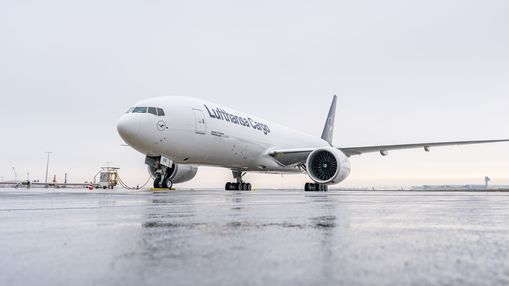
[117, 96, 509, 191]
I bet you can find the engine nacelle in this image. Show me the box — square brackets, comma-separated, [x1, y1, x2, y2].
[148, 164, 198, 184]
[305, 147, 351, 185]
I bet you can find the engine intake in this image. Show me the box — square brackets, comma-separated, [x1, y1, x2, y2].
[306, 147, 351, 184]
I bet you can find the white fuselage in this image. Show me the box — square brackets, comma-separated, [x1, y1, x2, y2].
[117, 96, 330, 173]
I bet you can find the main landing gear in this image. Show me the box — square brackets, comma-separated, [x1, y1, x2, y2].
[225, 182, 252, 191]
[305, 183, 328, 192]
[225, 170, 252, 191]
[153, 168, 173, 189]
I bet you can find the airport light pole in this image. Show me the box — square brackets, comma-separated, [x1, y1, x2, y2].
[45, 152, 52, 183]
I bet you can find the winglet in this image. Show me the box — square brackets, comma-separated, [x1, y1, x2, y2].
[321, 95, 337, 145]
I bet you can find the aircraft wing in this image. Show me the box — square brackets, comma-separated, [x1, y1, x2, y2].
[269, 139, 509, 166]
[340, 139, 509, 156]
[269, 148, 314, 166]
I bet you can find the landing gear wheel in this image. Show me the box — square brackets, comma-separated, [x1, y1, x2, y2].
[162, 178, 173, 189]
[154, 175, 162, 188]
[224, 170, 253, 191]
[305, 183, 328, 192]
[225, 182, 253, 191]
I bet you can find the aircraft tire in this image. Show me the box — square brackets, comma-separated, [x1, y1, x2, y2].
[225, 182, 252, 191]
[162, 178, 172, 189]
[154, 176, 162, 188]
[305, 183, 326, 192]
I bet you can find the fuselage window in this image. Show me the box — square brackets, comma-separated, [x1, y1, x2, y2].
[126, 107, 135, 113]
[148, 107, 157, 115]
[157, 108, 165, 116]
[132, 107, 147, 113]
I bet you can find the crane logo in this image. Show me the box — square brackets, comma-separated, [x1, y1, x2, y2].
[157, 121, 167, 131]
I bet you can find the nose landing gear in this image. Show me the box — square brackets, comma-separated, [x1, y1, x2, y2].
[153, 169, 173, 189]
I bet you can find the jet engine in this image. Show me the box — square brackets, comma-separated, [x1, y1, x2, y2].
[148, 164, 198, 184]
[305, 147, 351, 184]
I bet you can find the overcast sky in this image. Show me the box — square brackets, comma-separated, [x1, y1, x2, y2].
[1, 0, 509, 188]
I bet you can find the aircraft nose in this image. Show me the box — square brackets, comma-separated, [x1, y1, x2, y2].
[117, 115, 140, 144]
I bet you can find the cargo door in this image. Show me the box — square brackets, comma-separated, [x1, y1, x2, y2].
[193, 109, 206, 135]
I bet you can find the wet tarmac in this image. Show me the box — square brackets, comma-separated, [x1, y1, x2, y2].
[1, 188, 509, 286]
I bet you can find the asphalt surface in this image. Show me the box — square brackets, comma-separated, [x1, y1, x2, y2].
[1, 188, 509, 286]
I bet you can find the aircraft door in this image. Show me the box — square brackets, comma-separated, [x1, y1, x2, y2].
[193, 109, 206, 135]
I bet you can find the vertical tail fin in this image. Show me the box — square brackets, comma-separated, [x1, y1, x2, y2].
[321, 95, 337, 145]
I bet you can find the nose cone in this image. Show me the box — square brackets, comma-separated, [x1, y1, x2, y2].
[117, 115, 141, 146]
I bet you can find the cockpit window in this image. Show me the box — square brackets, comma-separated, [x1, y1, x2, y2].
[148, 107, 157, 115]
[132, 107, 147, 113]
[128, 106, 164, 116]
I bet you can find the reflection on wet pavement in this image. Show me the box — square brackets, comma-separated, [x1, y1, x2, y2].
[1, 189, 509, 286]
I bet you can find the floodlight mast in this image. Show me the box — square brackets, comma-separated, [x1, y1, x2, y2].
[45, 152, 52, 183]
